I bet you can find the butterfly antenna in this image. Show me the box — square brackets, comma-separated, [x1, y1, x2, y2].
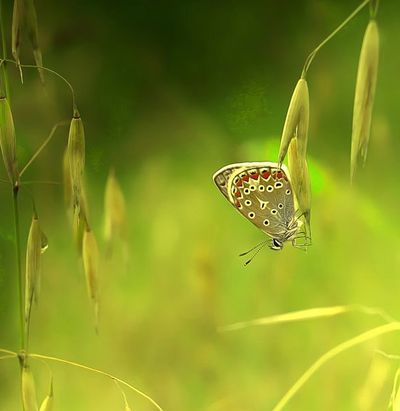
[239, 240, 269, 257]
[243, 242, 270, 266]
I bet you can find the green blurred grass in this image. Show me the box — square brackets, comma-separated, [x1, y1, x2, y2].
[1, 0, 400, 410]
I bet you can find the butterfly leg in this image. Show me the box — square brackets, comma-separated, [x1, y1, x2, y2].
[292, 243, 308, 252]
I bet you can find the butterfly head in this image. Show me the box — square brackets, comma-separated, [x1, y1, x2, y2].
[269, 238, 283, 251]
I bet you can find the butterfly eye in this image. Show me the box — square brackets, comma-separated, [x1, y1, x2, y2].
[244, 188, 250, 195]
[285, 189, 291, 195]
[267, 185, 273, 192]
[258, 185, 265, 192]
[278, 203, 283, 209]
[248, 212, 255, 219]
[250, 185, 256, 191]
[271, 209, 277, 215]
[263, 219, 270, 226]
[274, 182, 283, 189]
[245, 200, 252, 206]
[272, 238, 283, 249]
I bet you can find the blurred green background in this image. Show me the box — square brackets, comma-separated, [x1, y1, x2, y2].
[1, 0, 400, 410]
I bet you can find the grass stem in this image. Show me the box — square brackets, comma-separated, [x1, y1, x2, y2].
[30, 353, 165, 411]
[0, 0, 10, 101]
[302, 0, 371, 77]
[12, 186, 25, 352]
[20, 121, 69, 176]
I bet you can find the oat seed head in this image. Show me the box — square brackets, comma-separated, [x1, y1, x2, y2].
[39, 395, 54, 411]
[67, 116, 85, 207]
[25, 215, 42, 326]
[350, 19, 379, 183]
[12, 0, 23, 63]
[73, 202, 86, 255]
[63, 147, 72, 210]
[22, 364, 39, 411]
[104, 168, 128, 248]
[39, 378, 54, 411]
[83, 227, 99, 301]
[22, 0, 44, 84]
[0, 96, 19, 185]
[288, 137, 311, 229]
[83, 226, 100, 329]
[278, 78, 309, 184]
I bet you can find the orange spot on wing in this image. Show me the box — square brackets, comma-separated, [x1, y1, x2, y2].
[235, 191, 241, 198]
[277, 172, 283, 178]
[261, 171, 270, 179]
[237, 179, 243, 187]
[242, 175, 249, 182]
[250, 173, 259, 180]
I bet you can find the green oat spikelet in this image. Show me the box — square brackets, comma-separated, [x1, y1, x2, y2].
[104, 168, 128, 254]
[39, 378, 54, 411]
[63, 147, 72, 210]
[73, 196, 88, 255]
[12, 0, 22, 61]
[25, 213, 41, 327]
[278, 78, 309, 187]
[67, 114, 85, 208]
[0, 95, 19, 185]
[12, 0, 24, 82]
[22, 0, 44, 84]
[350, 19, 379, 183]
[22, 364, 38, 411]
[83, 224, 100, 329]
[288, 137, 311, 232]
[73, 206, 84, 254]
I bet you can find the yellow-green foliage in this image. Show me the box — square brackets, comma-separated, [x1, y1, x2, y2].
[0, 96, 19, 184]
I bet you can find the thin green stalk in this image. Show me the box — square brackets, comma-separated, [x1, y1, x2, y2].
[0, 348, 18, 355]
[1, 58, 78, 115]
[22, 180, 62, 185]
[273, 322, 400, 411]
[370, 0, 380, 18]
[0, 0, 10, 101]
[20, 120, 69, 176]
[0, 354, 17, 360]
[30, 353, 165, 411]
[12, 186, 24, 351]
[302, 0, 371, 78]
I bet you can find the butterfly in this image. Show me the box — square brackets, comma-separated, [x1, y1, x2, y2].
[213, 162, 309, 261]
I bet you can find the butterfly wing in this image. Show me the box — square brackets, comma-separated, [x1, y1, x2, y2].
[213, 162, 297, 240]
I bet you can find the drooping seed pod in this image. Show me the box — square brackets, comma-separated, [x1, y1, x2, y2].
[278, 78, 309, 187]
[73, 204, 85, 255]
[22, 364, 38, 411]
[350, 19, 379, 183]
[12, 0, 23, 64]
[25, 214, 41, 325]
[22, 0, 44, 84]
[63, 147, 72, 210]
[104, 169, 128, 253]
[83, 225, 100, 328]
[39, 378, 54, 411]
[288, 137, 311, 233]
[67, 115, 85, 207]
[0, 96, 19, 185]
[83, 227, 99, 300]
